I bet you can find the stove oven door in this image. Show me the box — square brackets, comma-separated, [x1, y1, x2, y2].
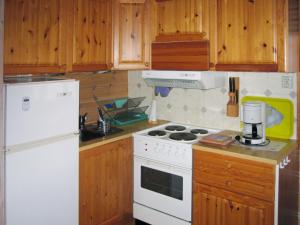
[134, 156, 192, 221]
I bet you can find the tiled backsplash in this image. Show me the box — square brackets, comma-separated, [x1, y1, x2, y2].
[128, 71, 297, 138]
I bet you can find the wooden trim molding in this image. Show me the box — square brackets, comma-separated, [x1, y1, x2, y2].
[119, 0, 145, 3]
[72, 64, 109, 72]
[298, 72, 300, 147]
[4, 65, 66, 75]
[215, 63, 278, 72]
[152, 40, 210, 71]
[154, 33, 206, 42]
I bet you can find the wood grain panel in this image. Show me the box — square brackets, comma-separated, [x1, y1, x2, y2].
[155, 0, 210, 35]
[153, 0, 214, 68]
[154, 33, 206, 42]
[4, 64, 66, 75]
[194, 150, 275, 202]
[80, 138, 133, 225]
[212, 0, 298, 72]
[152, 40, 209, 70]
[284, 0, 299, 72]
[113, 0, 150, 69]
[298, 71, 300, 180]
[215, 63, 278, 72]
[72, 0, 112, 72]
[4, 0, 68, 75]
[193, 182, 274, 225]
[216, 0, 276, 65]
[61, 71, 128, 123]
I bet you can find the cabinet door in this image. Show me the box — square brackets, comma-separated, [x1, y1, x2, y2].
[155, 0, 210, 35]
[80, 138, 133, 225]
[193, 149, 275, 202]
[193, 182, 274, 225]
[113, 0, 150, 70]
[4, 0, 69, 75]
[214, 0, 280, 72]
[72, 0, 112, 72]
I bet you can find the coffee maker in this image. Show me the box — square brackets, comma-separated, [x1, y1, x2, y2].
[240, 101, 266, 145]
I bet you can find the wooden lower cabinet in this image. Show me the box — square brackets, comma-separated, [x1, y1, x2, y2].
[80, 138, 133, 225]
[193, 149, 275, 225]
[193, 182, 274, 225]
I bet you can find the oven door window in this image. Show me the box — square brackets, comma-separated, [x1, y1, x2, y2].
[141, 166, 183, 200]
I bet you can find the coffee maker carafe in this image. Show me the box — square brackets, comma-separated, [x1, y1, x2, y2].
[240, 101, 266, 145]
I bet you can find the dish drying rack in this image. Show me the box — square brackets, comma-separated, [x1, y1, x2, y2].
[93, 96, 149, 126]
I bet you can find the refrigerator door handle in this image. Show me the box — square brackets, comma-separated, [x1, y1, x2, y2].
[5, 133, 79, 154]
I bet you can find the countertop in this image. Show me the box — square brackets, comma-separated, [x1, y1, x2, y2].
[80, 122, 298, 165]
[79, 120, 168, 151]
[193, 130, 298, 165]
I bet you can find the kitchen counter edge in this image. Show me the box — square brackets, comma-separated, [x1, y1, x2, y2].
[193, 137, 298, 165]
[79, 120, 169, 151]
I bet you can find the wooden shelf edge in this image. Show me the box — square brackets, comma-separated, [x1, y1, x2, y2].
[119, 0, 146, 3]
[4, 64, 66, 76]
[215, 63, 278, 72]
[152, 62, 209, 71]
[154, 33, 207, 42]
[72, 64, 109, 72]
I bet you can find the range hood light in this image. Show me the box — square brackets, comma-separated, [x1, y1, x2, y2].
[142, 70, 226, 90]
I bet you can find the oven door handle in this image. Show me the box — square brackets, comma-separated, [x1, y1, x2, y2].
[134, 156, 192, 174]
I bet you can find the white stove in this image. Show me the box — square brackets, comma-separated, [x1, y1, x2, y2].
[133, 123, 221, 225]
[137, 122, 220, 143]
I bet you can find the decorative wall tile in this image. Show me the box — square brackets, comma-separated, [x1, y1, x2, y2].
[241, 88, 248, 96]
[128, 71, 297, 138]
[264, 89, 272, 97]
[289, 91, 297, 99]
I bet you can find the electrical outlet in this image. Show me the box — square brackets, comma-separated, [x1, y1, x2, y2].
[281, 76, 294, 89]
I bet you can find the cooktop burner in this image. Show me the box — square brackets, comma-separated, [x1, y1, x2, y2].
[165, 125, 186, 132]
[148, 130, 167, 137]
[169, 132, 197, 142]
[190, 129, 209, 135]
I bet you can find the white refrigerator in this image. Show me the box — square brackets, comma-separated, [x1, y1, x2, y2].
[4, 78, 79, 225]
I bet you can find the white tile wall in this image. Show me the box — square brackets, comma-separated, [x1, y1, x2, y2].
[128, 71, 297, 138]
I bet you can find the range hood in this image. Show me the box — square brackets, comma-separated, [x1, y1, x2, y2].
[142, 70, 226, 90]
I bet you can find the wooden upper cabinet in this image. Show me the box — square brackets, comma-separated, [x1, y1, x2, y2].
[154, 0, 210, 36]
[112, 0, 151, 70]
[4, 0, 68, 75]
[151, 0, 214, 70]
[71, 0, 112, 72]
[213, 0, 295, 72]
